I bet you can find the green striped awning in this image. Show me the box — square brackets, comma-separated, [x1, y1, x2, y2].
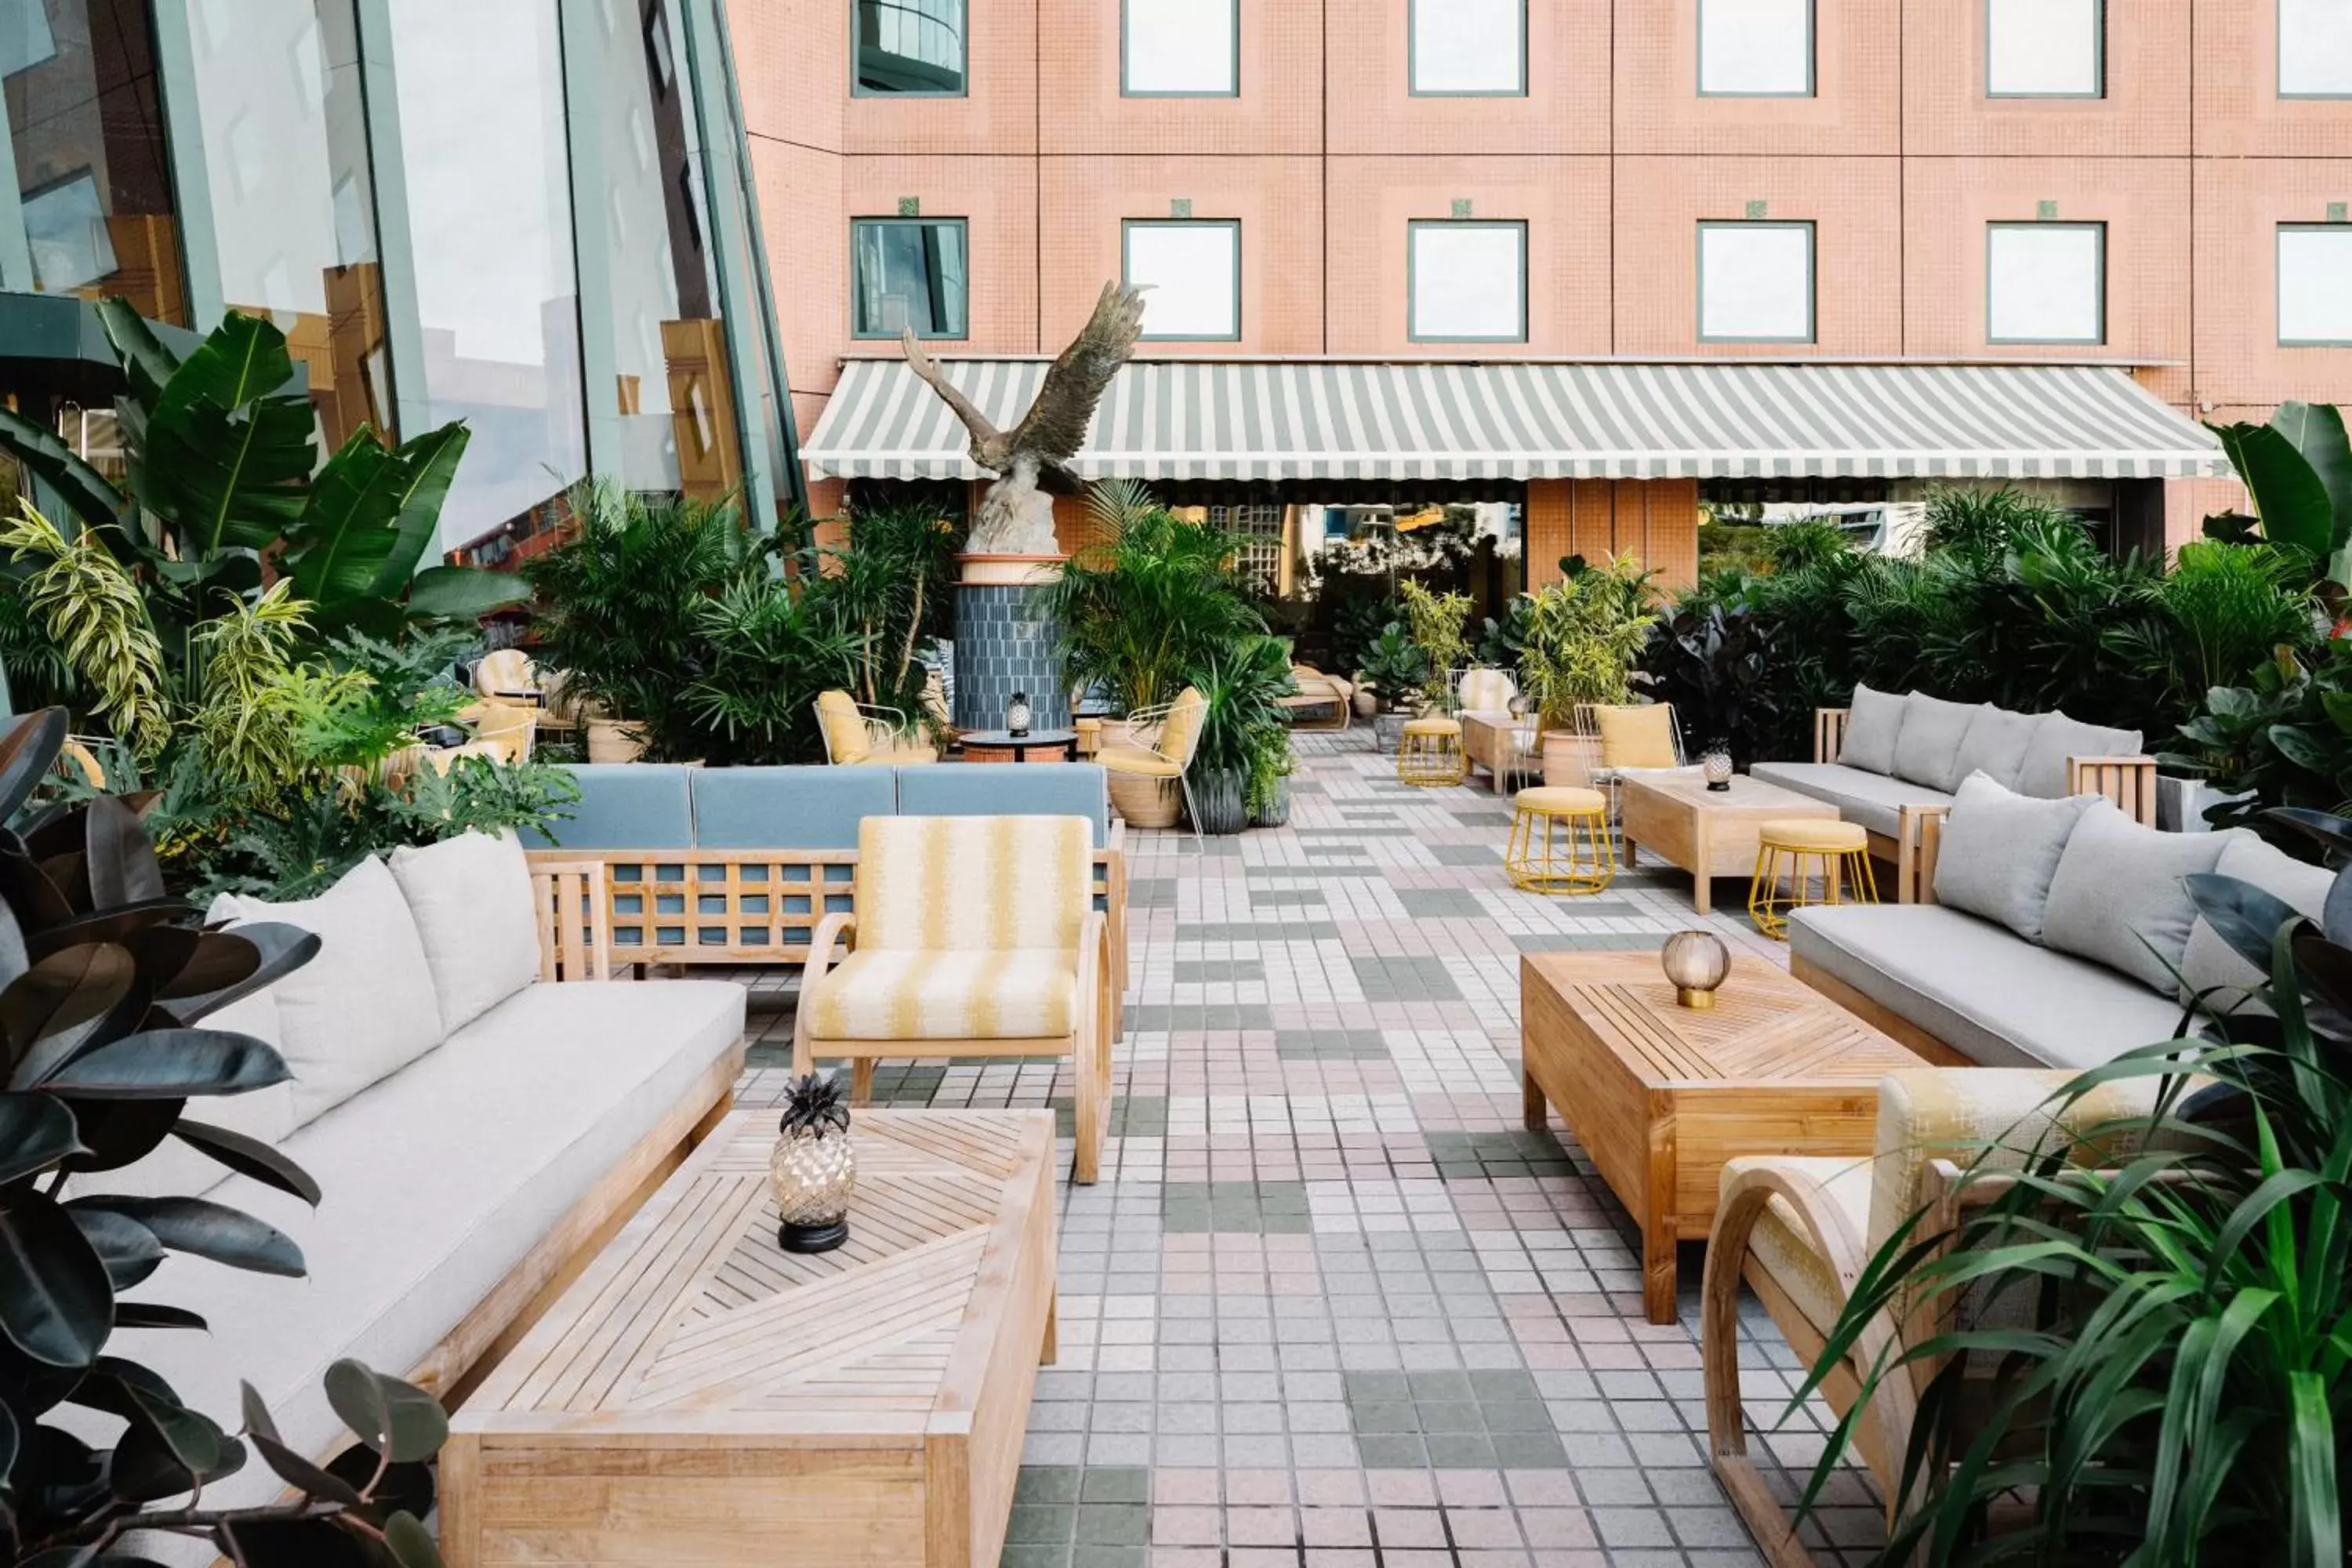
[804, 359, 2229, 483]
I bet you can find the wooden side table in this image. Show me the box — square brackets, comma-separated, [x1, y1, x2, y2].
[1618, 771, 1840, 915]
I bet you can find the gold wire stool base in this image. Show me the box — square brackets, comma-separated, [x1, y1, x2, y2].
[1505, 804, 1616, 895]
[1748, 840, 1878, 940]
[1397, 730, 1468, 788]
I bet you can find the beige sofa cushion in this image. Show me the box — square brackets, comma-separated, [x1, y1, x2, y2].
[2179, 834, 2335, 1015]
[1837, 684, 1907, 774]
[1892, 692, 1980, 793]
[1950, 706, 2038, 793]
[389, 829, 542, 1035]
[2042, 804, 2234, 995]
[1932, 772, 2097, 944]
[2016, 711, 2143, 800]
[1748, 760, 1953, 841]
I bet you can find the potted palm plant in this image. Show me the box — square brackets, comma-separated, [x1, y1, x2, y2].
[1513, 556, 1659, 786]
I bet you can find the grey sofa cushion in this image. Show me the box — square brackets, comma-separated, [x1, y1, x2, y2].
[1893, 693, 1980, 792]
[1751, 760, 1955, 841]
[2180, 834, 2335, 1014]
[1791, 904, 2187, 1071]
[2042, 803, 2233, 994]
[2016, 712, 2143, 800]
[1838, 684, 1907, 774]
[1951, 706, 2038, 793]
[1933, 772, 2096, 943]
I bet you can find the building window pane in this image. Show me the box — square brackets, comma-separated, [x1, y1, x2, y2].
[1409, 220, 1526, 342]
[2280, 0, 2352, 96]
[1987, 223, 2104, 344]
[1124, 220, 1240, 339]
[388, 0, 587, 554]
[6, 0, 186, 322]
[1124, 0, 1236, 96]
[851, 218, 967, 338]
[187, 0, 390, 448]
[2281, 226, 2352, 344]
[853, 0, 964, 95]
[1410, 0, 1523, 95]
[1987, 0, 2102, 96]
[582, 0, 744, 498]
[1697, 221, 1813, 343]
[1697, 0, 1813, 96]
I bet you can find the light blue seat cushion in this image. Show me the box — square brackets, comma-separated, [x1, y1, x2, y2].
[691, 766, 893, 850]
[894, 763, 1112, 848]
[523, 765, 694, 851]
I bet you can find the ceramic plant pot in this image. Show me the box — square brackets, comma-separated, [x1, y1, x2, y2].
[1191, 767, 1250, 834]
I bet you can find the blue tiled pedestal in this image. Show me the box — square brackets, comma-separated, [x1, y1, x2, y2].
[953, 555, 1069, 733]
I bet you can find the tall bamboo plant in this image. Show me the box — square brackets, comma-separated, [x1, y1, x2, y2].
[1515, 554, 1659, 728]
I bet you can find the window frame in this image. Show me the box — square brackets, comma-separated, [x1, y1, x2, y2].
[1984, 0, 2105, 100]
[1406, 219, 1529, 343]
[1407, 0, 1528, 98]
[2278, 223, 2352, 347]
[1983, 221, 2107, 347]
[848, 215, 971, 341]
[1695, 220, 1817, 345]
[2279, 0, 2352, 99]
[1696, 0, 1817, 100]
[1121, 217, 1243, 342]
[849, 0, 970, 100]
[1120, 0, 1241, 98]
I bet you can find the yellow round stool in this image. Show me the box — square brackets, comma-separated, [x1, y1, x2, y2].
[1748, 818, 1876, 940]
[1396, 714, 1468, 787]
[1506, 786, 1615, 895]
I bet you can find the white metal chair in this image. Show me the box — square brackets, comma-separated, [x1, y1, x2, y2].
[1099, 688, 1207, 849]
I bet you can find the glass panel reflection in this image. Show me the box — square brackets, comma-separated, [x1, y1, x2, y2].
[5, 0, 185, 322]
[854, 0, 964, 95]
[389, 0, 586, 554]
[851, 217, 966, 338]
[586, 0, 743, 499]
[187, 0, 389, 448]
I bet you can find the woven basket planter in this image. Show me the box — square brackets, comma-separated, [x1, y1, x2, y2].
[586, 718, 648, 764]
[1107, 768, 1180, 829]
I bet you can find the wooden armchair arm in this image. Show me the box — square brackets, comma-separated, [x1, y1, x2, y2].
[1815, 707, 1853, 765]
[1896, 804, 1952, 905]
[2068, 755, 2158, 826]
[790, 914, 856, 1073]
[1073, 910, 1112, 1185]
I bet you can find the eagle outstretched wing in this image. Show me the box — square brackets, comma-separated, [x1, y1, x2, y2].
[901, 327, 1005, 452]
[1010, 281, 1146, 467]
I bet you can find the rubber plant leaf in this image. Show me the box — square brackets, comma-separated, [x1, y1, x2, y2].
[0, 942, 137, 1081]
[2271, 401, 2352, 551]
[29, 1028, 291, 1099]
[324, 1359, 448, 1463]
[0, 1191, 113, 1367]
[0, 709, 71, 824]
[0, 1094, 83, 1187]
[136, 311, 313, 555]
[2209, 420, 2336, 557]
[67, 1195, 303, 1277]
[169, 1120, 321, 1206]
[165, 923, 320, 1025]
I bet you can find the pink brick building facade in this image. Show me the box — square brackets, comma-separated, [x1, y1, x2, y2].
[735, 0, 2352, 559]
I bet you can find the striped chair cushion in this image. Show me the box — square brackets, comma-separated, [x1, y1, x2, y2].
[855, 815, 1091, 953]
[807, 949, 1076, 1040]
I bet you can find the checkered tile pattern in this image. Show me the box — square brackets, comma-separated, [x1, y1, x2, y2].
[734, 737, 1888, 1566]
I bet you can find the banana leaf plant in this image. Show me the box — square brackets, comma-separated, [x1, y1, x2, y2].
[2206, 401, 2352, 609]
[0, 298, 523, 665]
[0, 710, 447, 1567]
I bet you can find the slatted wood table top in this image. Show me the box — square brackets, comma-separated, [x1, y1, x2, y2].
[442, 1109, 1058, 1567]
[1617, 771, 1843, 914]
[1520, 953, 1923, 1324]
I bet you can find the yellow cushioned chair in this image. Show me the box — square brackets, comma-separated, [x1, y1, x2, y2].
[1100, 687, 1207, 841]
[1703, 1069, 2175, 1561]
[1592, 702, 1682, 770]
[814, 689, 938, 765]
[472, 647, 540, 702]
[457, 699, 537, 764]
[793, 815, 1116, 1182]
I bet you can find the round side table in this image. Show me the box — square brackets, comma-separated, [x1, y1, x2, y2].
[960, 728, 1080, 763]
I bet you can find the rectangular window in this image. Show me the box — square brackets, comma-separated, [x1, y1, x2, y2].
[1697, 221, 1814, 343]
[853, 0, 966, 95]
[1123, 220, 1240, 339]
[2280, 226, 2352, 345]
[1409, 220, 1526, 342]
[2280, 0, 2352, 96]
[851, 218, 969, 338]
[1410, 0, 1525, 95]
[1987, 0, 2102, 97]
[1697, 0, 1813, 96]
[1123, 0, 1237, 95]
[1987, 223, 2105, 344]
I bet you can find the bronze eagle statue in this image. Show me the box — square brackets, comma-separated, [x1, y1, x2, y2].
[901, 280, 1147, 554]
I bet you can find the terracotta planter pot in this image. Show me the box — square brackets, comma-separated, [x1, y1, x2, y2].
[1106, 768, 1180, 829]
[1541, 730, 1602, 789]
[586, 717, 648, 764]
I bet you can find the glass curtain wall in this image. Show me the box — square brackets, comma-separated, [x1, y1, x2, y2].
[5, 0, 183, 322]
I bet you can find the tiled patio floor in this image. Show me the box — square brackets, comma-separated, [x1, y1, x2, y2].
[733, 736, 1887, 1567]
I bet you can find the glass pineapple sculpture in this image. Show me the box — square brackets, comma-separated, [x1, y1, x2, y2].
[771, 1072, 856, 1253]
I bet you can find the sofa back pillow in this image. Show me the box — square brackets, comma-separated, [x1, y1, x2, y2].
[1949, 706, 2038, 794]
[1892, 693, 1978, 793]
[2042, 804, 2234, 995]
[2016, 712, 2143, 800]
[1933, 772, 2097, 943]
[1837, 684, 1907, 775]
[2178, 834, 2334, 1014]
[217, 855, 445, 1130]
[388, 829, 543, 1036]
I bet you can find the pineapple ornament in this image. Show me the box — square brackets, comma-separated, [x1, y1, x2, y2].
[771, 1072, 856, 1253]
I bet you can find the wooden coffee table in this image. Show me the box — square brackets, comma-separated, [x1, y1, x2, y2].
[442, 1109, 1056, 1568]
[1520, 953, 1925, 1323]
[1619, 771, 1840, 914]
